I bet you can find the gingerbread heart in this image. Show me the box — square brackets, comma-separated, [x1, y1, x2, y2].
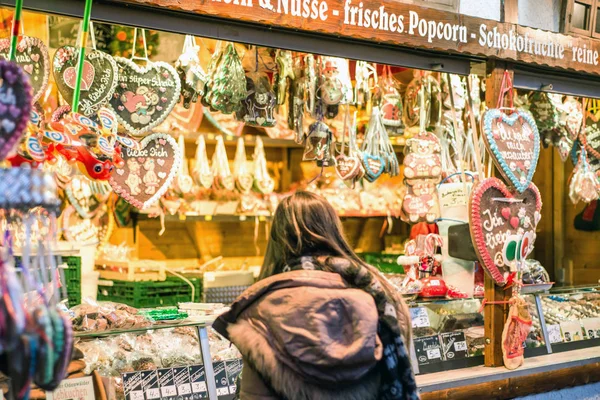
[482, 109, 540, 193]
[469, 177, 542, 285]
[109, 57, 181, 136]
[335, 154, 360, 180]
[53, 46, 118, 116]
[109, 133, 181, 209]
[362, 154, 384, 182]
[0, 61, 32, 161]
[0, 36, 49, 103]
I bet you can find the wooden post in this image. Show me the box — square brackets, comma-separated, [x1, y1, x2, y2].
[501, 0, 519, 24]
[483, 63, 514, 367]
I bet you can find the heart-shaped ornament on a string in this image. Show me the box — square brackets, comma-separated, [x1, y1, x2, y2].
[469, 177, 542, 285]
[0, 36, 49, 103]
[0, 61, 32, 161]
[53, 46, 118, 116]
[109, 133, 181, 209]
[482, 109, 540, 193]
[335, 154, 361, 181]
[109, 57, 181, 136]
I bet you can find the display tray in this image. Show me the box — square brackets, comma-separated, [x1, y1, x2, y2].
[521, 282, 554, 294]
[74, 319, 208, 338]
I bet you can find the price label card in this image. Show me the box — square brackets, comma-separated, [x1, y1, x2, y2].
[440, 331, 468, 360]
[122, 371, 144, 400]
[173, 367, 192, 396]
[47, 377, 95, 400]
[189, 365, 208, 398]
[547, 324, 563, 344]
[140, 370, 160, 400]
[226, 359, 244, 394]
[581, 317, 600, 339]
[560, 321, 584, 342]
[213, 361, 230, 396]
[158, 368, 177, 400]
[410, 307, 431, 328]
[413, 335, 443, 365]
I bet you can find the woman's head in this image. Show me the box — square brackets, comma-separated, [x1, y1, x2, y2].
[260, 191, 361, 279]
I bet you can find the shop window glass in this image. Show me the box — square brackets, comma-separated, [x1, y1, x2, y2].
[572, 1, 591, 30]
[596, 7, 600, 32]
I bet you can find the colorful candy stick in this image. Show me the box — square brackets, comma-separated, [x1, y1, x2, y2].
[72, 0, 93, 113]
[8, 0, 23, 61]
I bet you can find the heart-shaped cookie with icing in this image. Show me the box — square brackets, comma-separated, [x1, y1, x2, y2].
[469, 177, 542, 285]
[0, 36, 49, 103]
[109, 57, 181, 136]
[0, 61, 32, 161]
[53, 46, 118, 116]
[336, 154, 361, 181]
[110, 133, 181, 209]
[482, 109, 540, 193]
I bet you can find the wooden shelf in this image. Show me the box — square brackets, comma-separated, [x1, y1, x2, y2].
[134, 211, 399, 223]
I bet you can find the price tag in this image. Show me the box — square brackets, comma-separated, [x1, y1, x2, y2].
[547, 324, 563, 344]
[426, 348, 441, 359]
[581, 317, 600, 339]
[410, 307, 431, 328]
[122, 371, 144, 400]
[173, 367, 192, 396]
[560, 321, 584, 342]
[226, 359, 244, 395]
[188, 365, 208, 396]
[47, 377, 95, 400]
[157, 368, 177, 400]
[440, 331, 468, 360]
[140, 370, 160, 400]
[413, 335, 443, 365]
[213, 361, 230, 396]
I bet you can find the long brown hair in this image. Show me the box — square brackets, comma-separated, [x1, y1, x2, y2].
[260, 191, 411, 341]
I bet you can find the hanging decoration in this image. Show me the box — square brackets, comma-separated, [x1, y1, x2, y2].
[212, 135, 235, 191]
[109, 132, 181, 209]
[0, 36, 49, 103]
[176, 35, 207, 109]
[378, 65, 404, 136]
[193, 134, 213, 189]
[253, 136, 275, 194]
[108, 29, 181, 136]
[233, 137, 253, 193]
[304, 119, 333, 166]
[45, 108, 138, 181]
[274, 49, 294, 105]
[481, 72, 540, 193]
[0, 59, 32, 161]
[236, 54, 276, 127]
[569, 146, 600, 204]
[469, 177, 542, 285]
[501, 296, 533, 370]
[52, 24, 118, 116]
[288, 55, 305, 143]
[205, 43, 247, 114]
[362, 106, 399, 182]
[403, 71, 442, 130]
[335, 109, 362, 183]
[172, 134, 194, 195]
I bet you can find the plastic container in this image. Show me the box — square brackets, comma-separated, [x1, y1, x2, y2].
[97, 277, 203, 308]
[359, 253, 405, 274]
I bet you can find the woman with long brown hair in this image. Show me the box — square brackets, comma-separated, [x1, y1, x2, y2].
[213, 192, 418, 400]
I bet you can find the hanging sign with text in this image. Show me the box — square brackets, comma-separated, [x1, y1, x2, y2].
[118, 0, 600, 75]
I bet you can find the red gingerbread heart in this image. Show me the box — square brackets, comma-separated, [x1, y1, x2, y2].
[63, 60, 95, 91]
[469, 177, 542, 285]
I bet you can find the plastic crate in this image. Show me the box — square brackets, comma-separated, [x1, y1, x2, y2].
[14, 255, 82, 306]
[97, 277, 203, 308]
[359, 253, 405, 274]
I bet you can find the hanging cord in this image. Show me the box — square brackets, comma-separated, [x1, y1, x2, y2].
[446, 74, 469, 198]
[131, 28, 149, 61]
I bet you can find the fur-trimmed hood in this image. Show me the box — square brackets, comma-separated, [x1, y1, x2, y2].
[213, 269, 383, 400]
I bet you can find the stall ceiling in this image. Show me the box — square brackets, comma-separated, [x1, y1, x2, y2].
[0, 0, 472, 75]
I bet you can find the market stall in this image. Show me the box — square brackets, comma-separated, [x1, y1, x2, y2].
[0, 0, 599, 399]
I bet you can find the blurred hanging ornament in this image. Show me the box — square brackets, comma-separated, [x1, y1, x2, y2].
[236, 72, 276, 127]
[378, 65, 404, 136]
[233, 137, 253, 193]
[253, 136, 275, 194]
[176, 35, 207, 109]
[275, 49, 294, 105]
[172, 134, 194, 195]
[207, 43, 247, 114]
[192, 134, 213, 189]
[212, 135, 234, 190]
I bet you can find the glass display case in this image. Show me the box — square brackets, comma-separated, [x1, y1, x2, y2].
[408, 285, 600, 375]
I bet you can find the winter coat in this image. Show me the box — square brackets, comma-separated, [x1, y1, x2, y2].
[213, 269, 386, 400]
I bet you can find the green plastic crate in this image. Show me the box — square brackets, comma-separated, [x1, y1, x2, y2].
[359, 253, 405, 274]
[14, 255, 82, 306]
[97, 277, 203, 308]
